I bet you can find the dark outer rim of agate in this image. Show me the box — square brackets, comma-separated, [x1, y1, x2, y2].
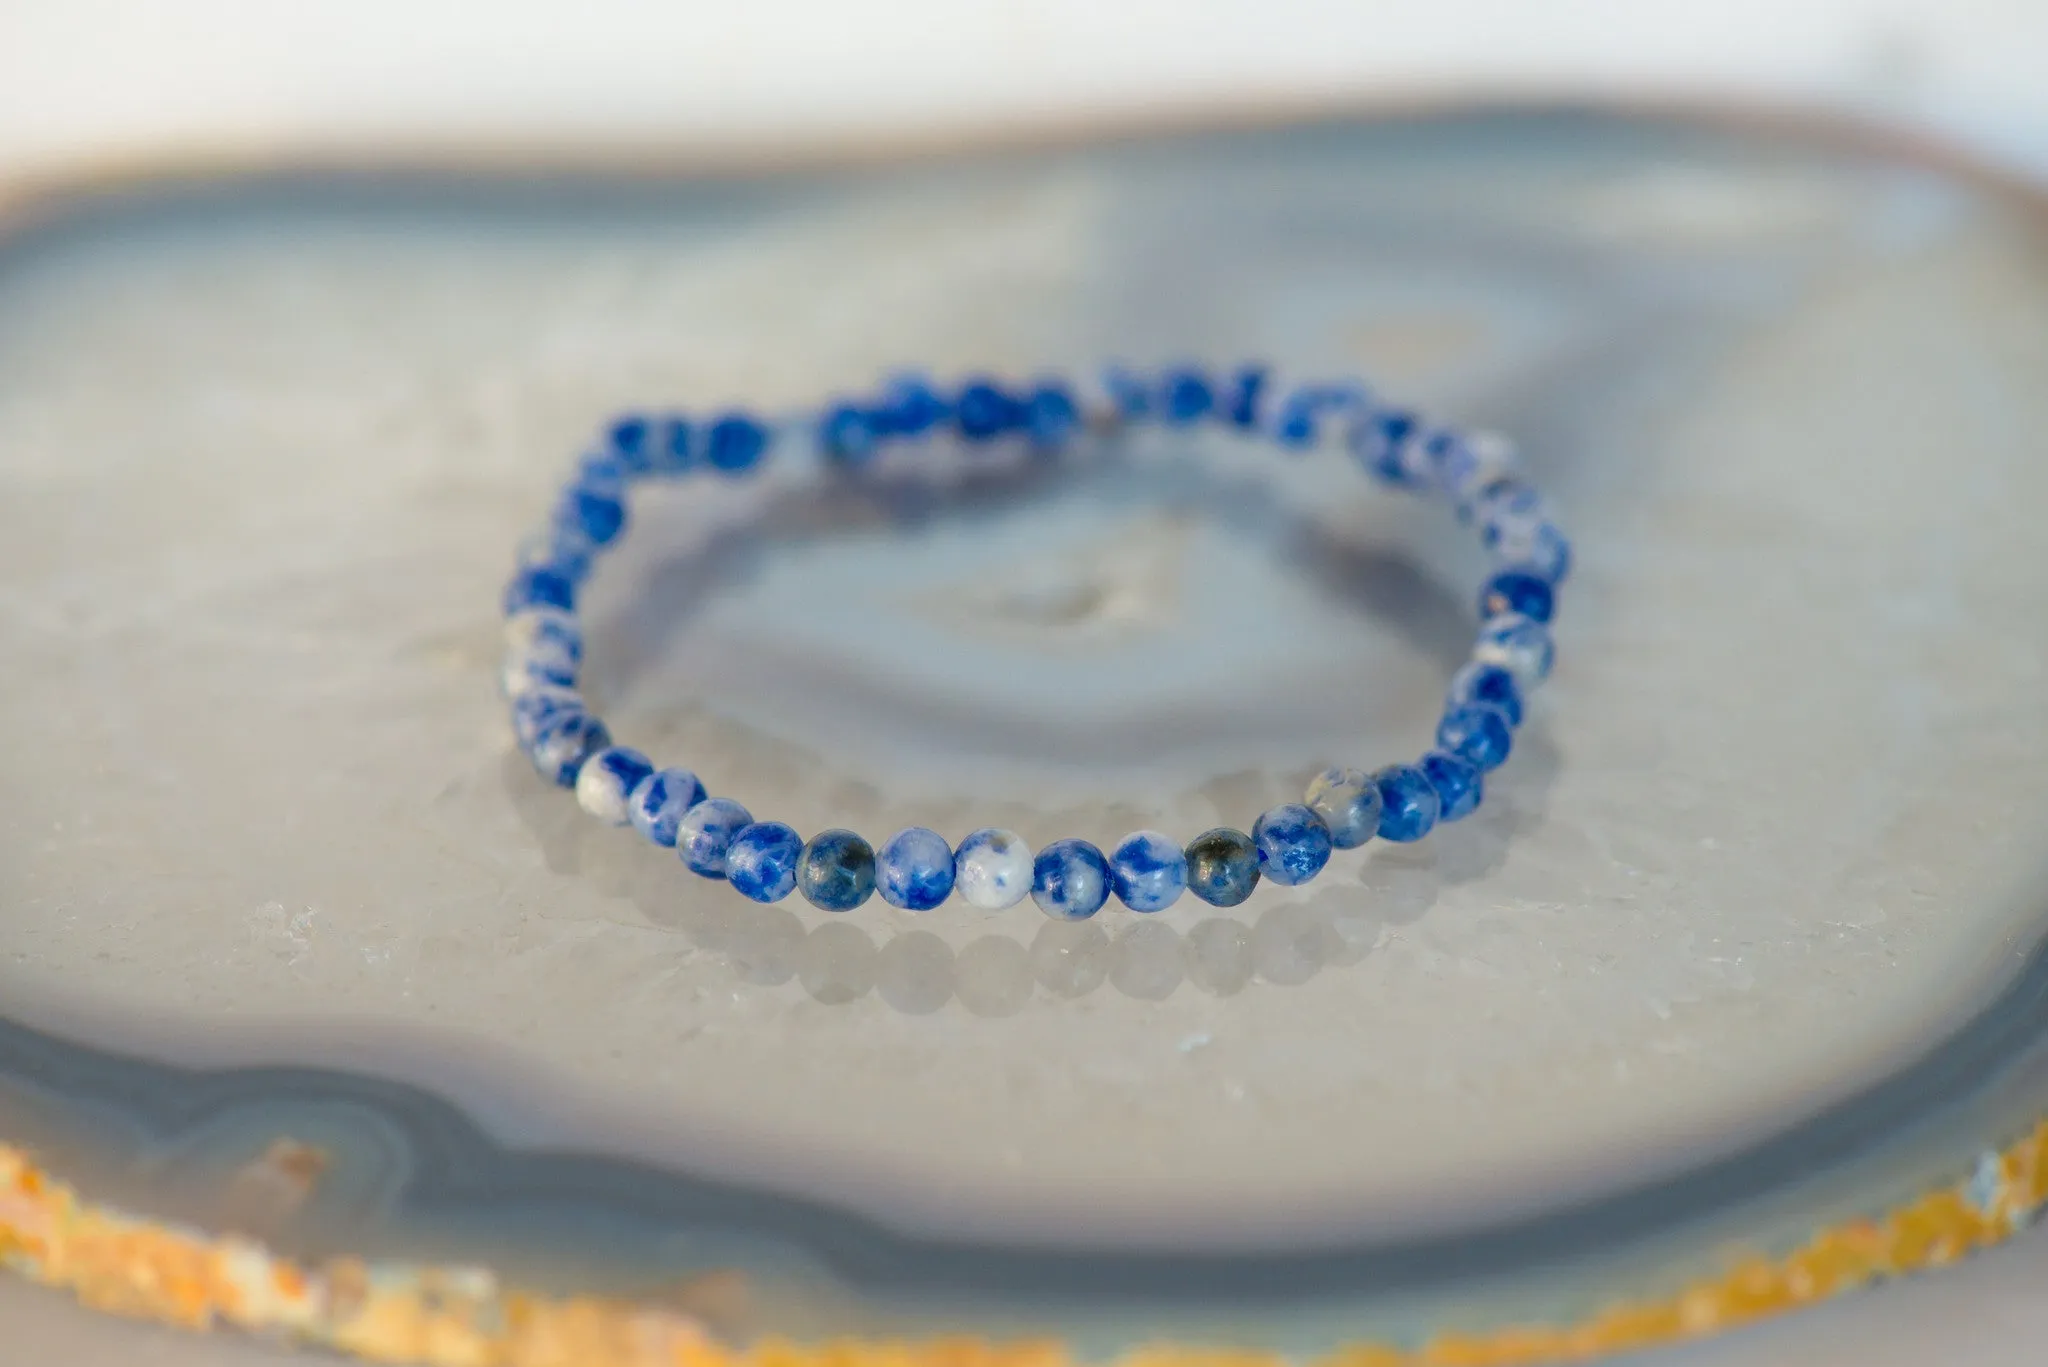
[2, 112, 2047, 1321]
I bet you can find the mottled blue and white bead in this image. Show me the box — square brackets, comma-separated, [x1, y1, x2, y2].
[876, 827, 956, 911]
[1252, 803, 1333, 886]
[626, 768, 706, 847]
[1436, 703, 1514, 772]
[1472, 613, 1554, 692]
[574, 746, 654, 825]
[509, 685, 583, 748]
[526, 710, 611, 787]
[503, 564, 577, 616]
[1303, 766, 1384, 850]
[1437, 430, 1520, 506]
[727, 822, 803, 903]
[1449, 661, 1525, 728]
[1420, 749, 1483, 822]
[1032, 839, 1111, 920]
[504, 607, 583, 664]
[1374, 764, 1441, 843]
[1478, 568, 1556, 625]
[1109, 831, 1186, 912]
[954, 828, 1033, 911]
[797, 829, 877, 911]
[677, 797, 752, 878]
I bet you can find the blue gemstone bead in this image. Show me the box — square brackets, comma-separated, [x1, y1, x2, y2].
[1184, 828, 1260, 907]
[557, 485, 626, 547]
[1350, 408, 1428, 485]
[501, 651, 576, 699]
[1273, 382, 1368, 450]
[1025, 381, 1081, 449]
[1473, 613, 1555, 691]
[1109, 831, 1187, 912]
[875, 373, 949, 437]
[1449, 661, 1524, 727]
[527, 710, 611, 788]
[1303, 767, 1383, 850]
[954, 828, 1034, 910]
[1436, 433, 1519, 505]
[876, 827, 956, 911]
[797, 829, 877, 911]
[605, 415, 652, 471]
[1421, 749, 1483, 821]
[627, 767, 706, 847]
[1160, 368, 1213, 425]
[1374, 764, 1441, 842]
[1479, 568, 1555, 624]
[503, 565, 576, 615]
[505, 607, 583, 671]
[575, 746, 654, 825]
[509, 685, 581, 748]
[820, 403, 880, 464]
[1252, 803, 1333, 886]
[1224, 364, 1269, 429]
[677, 797, 752, 878]
[1103, 365, 1152, 420]
[575, 451, 630, 491]
[1436, 703, 1514, 772]
[1032, 839, 1111, 921]
[648, 416, 694, 474]
[706, 412, 769, 474]
[727, 822, 803, 903]
[954, 378, 1021, 441]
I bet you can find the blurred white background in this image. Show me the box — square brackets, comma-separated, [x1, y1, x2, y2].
[0, 0, 2044, 185]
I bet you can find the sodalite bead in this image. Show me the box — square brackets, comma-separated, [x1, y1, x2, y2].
[574, 746, 654, 825]
[1223, 365, 1269, 429]
[503, 565, 576, 616]
[798, 829, 876, 911]
[1449, 661, 1525, 728]
[705, 412, 769, 474]
[1436, 431, 1520, 505]
[1349, 408, 1429, 486]
[504, 607, 582, 669]
[1473, 613, 1554, 691]
[819, 403, 880, 464]
[1375, 764, 1441, 842]
[510, 685, 582, 748]
[1303, 767, 1383, 850]
[1421, 749, 1483, 821]
[874, 373, 949, 437]
[727, 822, 803, 903]
[677, 797, 752, 878]
[1253, 803, 1333, 886]
[1025, 381, 1082, 449]
[876, 827, 956, 911]
[1436, 703, 1514, 772]
[1184, 828, 1259, 907]
[953, 829, 1033, 910]
[1479, 568, 1556, 624]
[626, 768, 706, 847]
[1032, 839, 1111, 921]
[1161, 367, 1214, 425]
[527, 710, 611, 787]
[1110, 831, 1186, 912]
[955, 377, 1023, 441]
[557, 484, 626, 547]
[1489, 521, 1572, 585]
[501, 651, 575, 699]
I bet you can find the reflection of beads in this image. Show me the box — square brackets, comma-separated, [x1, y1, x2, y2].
[502, 363, 1566, 917]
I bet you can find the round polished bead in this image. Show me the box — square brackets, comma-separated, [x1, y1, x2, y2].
[1253, 803, 1333, 886]
[955, 378, 1021, 441]
[1449, 661, 1525, 728]
[557, 485, 626, 547]
[503, 565, 576, 616]
[1025, 381, 1082, 450]
[1303, 766, 1384, 850]
[1032, 839, 1111, 921]
[1437, 431, 1519, 505]
[575, 746, 654, 825]
[1491, 524, 1571, 585]
[509, 685, 582, 748]
[954, 828, 1034, 911]
[875, 373, 948, 437]
[504, 607, 583, 664]
[648, 416, 694, 474]
[876, 827, 956, 911]
[605, 414, 651, 469]
[1350, 408, 1427, 485]
[1472, 613, 1554, 691]
[527, 711, 610, 788]
[501, 650, 575, 698]
[1161, 368, 1214, 425]
[627, 768, 706, 847]
[1420, 749, 1483, 821]
[1110, 831, 1187, 912]
[1184, 827, 1260, 907]
[1374, 764, 1441, 843]
[1224, 364, 1269, 429]
[705, 413, 769, 474]
[727, 822, 803, 903]
[798, 829, 877, 911]
[1436, 703, 1514, 772]
[1479, 568, 1555, 624]
[819, 404, 880, 464]
[677, 797, 753, 878]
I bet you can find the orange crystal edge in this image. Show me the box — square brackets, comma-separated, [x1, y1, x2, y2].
[2, 1123, 2044, 1367]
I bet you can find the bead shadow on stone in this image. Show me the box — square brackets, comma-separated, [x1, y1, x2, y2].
[797, 922, 878, 1004]
[1110, 922, 1184, 1000]
[955, 937, 1034, 1017]
[1031, 921, 1111, 998]
[1185, 919, 1255, 996]
[877, 931, 954, 1014]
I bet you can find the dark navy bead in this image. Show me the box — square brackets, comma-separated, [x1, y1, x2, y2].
[557, 485, 627, 547]
[1420, 749, 1483, 821]
[1103, 365, 1152, 420]
[1252, 803, 1333, 886]
[1160, 368, 1214, 425]
[1479, 568, 1555, 624]
[797, 829, 877, 911]
[954, 378, 1022, 441]
[527, 710, 611, 788]
[1449, 661, 1525, 728]
[1032, 838, 1111, 920]
[727, 822, 803, 903]
[876, 827, 956, 911]
[819, 403, 880, 464]
[605, 415, 652, 471]
[705, 412, 769, 474]
[875, 373, 949, 437]
[1223, 364, 1269, 429]
[1436, 703, 1514, 772]
[677, 797, 751, 878]
[1184, 827, 1260, 907]
[1374, 764, 1441, 843]
[503, 565, 576, 615]
[627, 768, 706, 846]
[1025, 380, 1081, 449]
[1109, 831, 1187, 912]
[1303, 767, 1383, 850]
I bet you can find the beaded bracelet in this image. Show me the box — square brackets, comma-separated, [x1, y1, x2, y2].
[501, 363, 1565, 918]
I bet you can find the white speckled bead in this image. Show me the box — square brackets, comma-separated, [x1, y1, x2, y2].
[503, 606, 581, 658]
[1472, 612, 1555, 692]
[574, 746, 654, 825]
[953, 828, 1033, 911]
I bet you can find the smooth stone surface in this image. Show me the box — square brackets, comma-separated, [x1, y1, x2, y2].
[797, 828, 877, 912]
[676, 797, 752, 878]
[1252, 803, 1334, 887]
[876, 826, 956, 911]
[573, 746, 654, 826]
[1303, 766, 1384, 850]
[727, 822, 804, 903]
[1109, 830, 1187, 912]
[1032, 839, 1111, 920]
[954, 829, 1034, 911]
